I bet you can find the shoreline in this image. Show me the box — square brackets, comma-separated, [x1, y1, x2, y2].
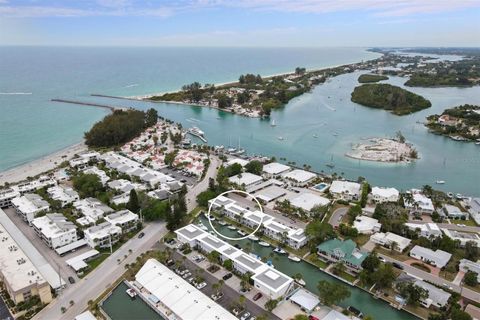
[0, 142, 87, 185]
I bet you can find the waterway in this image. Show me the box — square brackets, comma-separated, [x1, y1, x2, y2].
[198, 216, 417, 320]
[102, 282, 165, 320]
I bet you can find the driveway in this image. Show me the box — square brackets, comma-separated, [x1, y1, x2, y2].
[328, 207, 348, 228]
[186, 155, 220, 212]
[403, 259, 440, 276]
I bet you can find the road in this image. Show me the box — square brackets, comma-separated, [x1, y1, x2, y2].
[34, 222, 167, 320]
[186, 155, 220, 212]
[328, 207, 348, 227]
[406, 221, 480, 233]
[378, 253, 480, 302]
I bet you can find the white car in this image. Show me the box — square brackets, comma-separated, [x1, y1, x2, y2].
[240, 312, 251, 320]
[379, 256, 386, 263]
[196, 282, 207, 290]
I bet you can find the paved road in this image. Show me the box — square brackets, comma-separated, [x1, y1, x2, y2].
[406, 221, 480, 233]
[378, 253, 480, 302]
[328, 207, 348, 227]
[34, 222, 167, 320]
[186, 155, 220, 212]
[0, 296, 13, 320]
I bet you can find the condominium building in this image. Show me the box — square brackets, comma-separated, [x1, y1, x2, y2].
[0, 188, 20, 208]
[262, 162, 291, 179]
[404, 223, 442, 238]
[329, 180, 361, 201]
[11, 193, 50, 223]
[73, 197, 114, 226]
[105, 210, 139, 233]
[282, 169, 316, 187]
[84, 222, 122, 249]
[31, 214, 78, 249]
[47, 186, 79, 207]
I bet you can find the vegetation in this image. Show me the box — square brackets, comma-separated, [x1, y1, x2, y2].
[126, 189, 140, 213]
[360, 254, 396, 289]
[72, 173, 104, 198]
[351, 83, 431, 115]
[84, 108, 158, 147]
[396, 282, 428, 307]
[373, 202, 408, 234]
[464, 270, 479, 287]
[141, 198, 171, 221]
[358, 74, 389, 83]
[317, 280, 351, 306]
[305, 220, 335, 248]
[245, 160, 263, 175]
[425, 105, 480, 141]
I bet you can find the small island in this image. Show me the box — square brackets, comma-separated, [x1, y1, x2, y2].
[351, 83, 431, 115]
[358, 74, 388, 83]
[346, 133, 419, 163]
[425, 104, 480, 142]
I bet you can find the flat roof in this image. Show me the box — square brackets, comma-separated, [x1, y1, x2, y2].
[235, 253, 264, 272]
[282, 169, 316, 182]
[252, 267, 292, 292]
[263, 162, 290, 175]
[228, 172, 263, 186]
[175, 224, 205, 241]
[65, 250, 99, 271]
[288, 288, 319, 312]
[255, 185, 287, 202]
[289, 192, 330, 211]
[55, 239, 88, 255]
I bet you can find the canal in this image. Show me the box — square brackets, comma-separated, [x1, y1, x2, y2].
[198, 216, 417, 320]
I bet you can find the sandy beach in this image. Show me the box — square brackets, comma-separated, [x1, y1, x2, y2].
[345, 138, 417, 163]
[0, 142, 87, 185]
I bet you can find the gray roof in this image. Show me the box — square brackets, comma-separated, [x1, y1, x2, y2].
[236, 254, 263, 271]
[176, 225, 204, 240]
[414, 280, 451, 306]
[202, 235, 226, 250]
[410, 245, 452, 268]
[252, 267, 291, 290]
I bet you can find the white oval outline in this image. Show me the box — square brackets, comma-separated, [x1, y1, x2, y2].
[206, 189, 264, 241]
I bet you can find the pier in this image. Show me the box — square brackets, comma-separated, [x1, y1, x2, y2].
[186, 129, 208, 143]
[51, 99, 124, 112]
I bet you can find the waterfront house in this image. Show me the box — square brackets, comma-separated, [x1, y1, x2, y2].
[370, 232, 411, 252]
[262, 162, 291, 179]
[84, 222, 122, 249]
[414, 280, 451, 309]
[282, 169, 316, 187]
[228, 172, 263, 188]
[409, 245, 452, 268]
[371, 186, 400, 203]
[404, 190, 435, 215]
[316, 238, 368, 273]
[441, 229, 480, 247]
[353, 216, 381, 234]
[105, 209, 139, 233]
[329, 180, 361, 201]
[32, 214, 78, 249]
[225, 157, 249, 167]
[404, 223, 442, 238]
[16, 175, 57, 195]
[11, 193, 50, 224]
[47, 186, 79, 207]
[288, 192, 330, 214]
[441, 204, 468, 220]
[459, 259, 480, 282]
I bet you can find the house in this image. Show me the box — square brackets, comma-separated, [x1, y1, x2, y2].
[441, 229, 480, 247]
[228, 172, 263, 188]
[409, 246, 452, 268]
[353, 216, 381, 234]
[147, 188, 172, 201]
[405, 223, 442, 238]
[225, 157, 249, 167]
[282, 169, 316, 187]
[73, 198, 114, 226]
[405, 191, 435, 215]
[371, 187, 399, 203]
[316, 238, 369, 273]
[459, 259, 480, 282]
[105, 210, 139, 233]
[288, 192, 330, 213]
[414, 280, 451, 308]
[31, 214, 78, 249]
[111, 193, 130, 206]
[0, 188, 20, 208]
[329, 180, 361, 201]
[47, 186, 79, 207]
[468, 198, 480, 225]
[370, 232, 411, 252]
[82, 166, 110, 185]
[84, 222, 122, 249]
[322, 310, 351, 320]
[108, 179, 146, 194]
[442, 204, 468, 219]
[11, 193, 50, 224]
[262, 162, 291, 178]
[465, 304, 480, 320]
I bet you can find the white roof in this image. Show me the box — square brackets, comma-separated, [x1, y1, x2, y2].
[228, 172, 263, 186]
[225, 157, 249, 167]
[105, 210, 138, 226]
[322, 310, 351, 320]
[410, 245, 452, 268]
[66, 250, 99, 271]
[75, 311, 97, 320]
[85, 222, 122, 240]
[289, 192, 330, 211]
[414, 280, 451, 306]
[288, 288, 319, 312]
[371, 232, 411, 250]
[353, 216, 381, 233]
[11, 194, 49, 214]
[32, 214, 76, 238]
[282, 169, 316, 183]
[263, 162, 291, 175]
[372, 186, 399, 198]
[406, 192, 435, 211]
[405, 223, 442, 236]
[135, 259, 237, 320]
[330, 180, 361, 195]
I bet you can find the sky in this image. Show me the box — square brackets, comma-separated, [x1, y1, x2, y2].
[0, 0, 479, 47]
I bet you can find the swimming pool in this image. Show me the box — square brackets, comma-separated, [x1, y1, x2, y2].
[312, 183, 330, 192]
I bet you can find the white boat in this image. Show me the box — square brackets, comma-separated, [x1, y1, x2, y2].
[126, 288, 137, 298]
[288, 255, 301, 262]
[456, 193, 463, 200]
[190, 126, 204, 136]
[200, 225, 208, 231]
[258, 241, 270, 247]
[436, 180, 445, 184]
[237, 230, 247, 236]
[227, 225, 237, 230]
[277, 136, 285, 141]
[476, 142, 480, 145]
[273, 247, 287, 254]
[447, 192, 454, 198]
[294, 278, 306, 286]
[248, 235, 259, 241]
[312, 134, 318, 138]
[218, 220, 227, 226]
[271, 119, 276, 127]
[227, 147, 237, 153]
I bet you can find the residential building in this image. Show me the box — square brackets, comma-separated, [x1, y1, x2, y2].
[262, 162, 291, 178]
[322, 310, 351, 320]
[370, 232, 411, 252]
[329, 180, 361, 201]
[73, 198, 114, 226]
[254, 185, 287, 203]
[84, 222, 122, 249]
[371, 186, 400, 203]
[414, 280, 451, 308]
[404, 223, 442, 238]
[15, 176, 57, 195]
[316, 238, 369, 273]
[134, 259, 237, 320]
[225, 157, 249, 167]
[282, 169, 316, 187]
[0, 223, 52, 305]
[47, 186, 79, 206]
[465, 304, 480, 320]
[289, 192, 330, 213]
[228, 172, 263, 188]
[82, 166, 110, 185]
[441, 229, 480, 247]
[459, 259, 480, 282]
[405, 191, 435, 215]
[11, 193, 50, 224]
[31, 214, 78, 249]
[262, 219, 307, 249]
[111, 193, 130, 206]
[442, 204, 468, 219]
[0, 188, 20, 208]
[105, 210, 139, 233]
[409, 246, 452, 268]
[468, 198, 480, 225]
[147, 188, 172, 201]
[69, 151, 100, 168]
[108, 179, 146, 194]
[175, 224, 294, 299]
[353, 216, 381, 234]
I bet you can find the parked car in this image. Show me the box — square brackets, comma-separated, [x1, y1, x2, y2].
[252, 293, 263, 301]
[223, 273, 233, 280]
[232, 308, 242, 316]
[196, 282, 207, 290]
[138, 232, 145, 238]
[392, 262, 404, 270]
[182, 272, 192, 279]
[211, 292, 224, 301]
[378, 256, 386, 263]
[187, 277, 195, 283]
[240, 312, 251, 320]
[68, 276, 75, 284]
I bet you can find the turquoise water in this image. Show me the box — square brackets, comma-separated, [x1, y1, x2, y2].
[0, 46, 379, 171]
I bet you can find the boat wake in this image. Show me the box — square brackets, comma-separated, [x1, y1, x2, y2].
[0, 92, 32, 95]
[124, 84, 139, 88]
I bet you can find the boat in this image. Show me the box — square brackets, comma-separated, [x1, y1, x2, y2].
[237, 230, 247, 236]
[288, 255, 301, 262]
[218, 220, 227, 226]
[476, 142, 480, 145]
[126, 288, 137, 299]
[456, 193, 463, 200]
[258, 241, 271, 247]
[227, 147, 237, 153]
[294, 278, 306, 286]
[266, 260, 275, 268]
[273, 247, 287, 254]
[204, 213, 215, 221]
[277, 136, 285, 141]
[271, 119, 276, 127]
[347, 306, 363, 318]
[312, 134, 318, 138]
[326, 155, 335, 168]
[248, 235, 259, 241]
[447, 192, 454, 198]
[436, 180, 446, 184]
[227, 225, 237, 230]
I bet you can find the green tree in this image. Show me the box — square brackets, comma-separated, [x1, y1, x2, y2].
[451, 308, 473, 320]
[264, 299, 279, 312]
[142, 199, 170, 221]
[164, 151, 177, 167]
[145, 108, 158, 127]
[223, 259, 233, 271]
[196, 190, 219, 207]
[245, 160, 263, 175]
[72, 173, 104, 198]
[465, 241, 480, 261]
[361, 253, 380, 272]
[464, 270, 478, 287]
[347, 204, 362, 223]
[317, 280, 351, 306]
[305, 221, 334, 246]
[126, 189, 140, 213]
[216, 94, 233, 109]
[293, 315, 309, 320]
[396, 282, 428, 306]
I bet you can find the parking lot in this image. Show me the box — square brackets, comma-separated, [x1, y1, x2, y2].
[159, 167, 198, 186]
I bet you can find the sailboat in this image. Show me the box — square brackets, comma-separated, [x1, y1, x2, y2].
[271, 119, 276, 127]
[236, 137, 245, 155]
[326, 155, 335, 168]
[226, 136, 237, 153]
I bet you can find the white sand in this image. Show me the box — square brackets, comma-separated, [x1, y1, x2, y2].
[0, 142, 87, 185]
[346, 138, 417, 163]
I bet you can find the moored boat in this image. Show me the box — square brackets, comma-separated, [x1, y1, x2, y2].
[258, 241, 270, 247]
[273, 247, 287, 254]
[237, 230, 247, 236]
[288, 255, 301, 262]
[218, 220, 227, 226]
[436, 180, 445, 184]
[227, 225, 237, 230]
[247, 235, 259, 241]
[294, 278, 306, 286]
[126, 288, 137, 299]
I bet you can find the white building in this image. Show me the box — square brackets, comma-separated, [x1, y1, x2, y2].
[47, 186, 79, 206]
[441, 229, 480, 247]
[405, 223, 442, 238]
[442, 204, 468, 219]
[111, 193, 130, 206]
[282, 169, 316, 187]
[84, 222, 122, 249]
[405, 191, 435, 215]
[32, 214, 78, 249]
[73, 198, 114, 226]
[289, 192, 330, 213]
[0, 188, 20, 208]
[225, 157, 249, 168]
[414, 280, 451, 308]
[175, 224, 294, 299]
[468, 198, 480, 225]
[371, 186, 399, 203]
[228, 172, 263, 188]
[409, 245, 452, 268]
[330, 180, 361, 201]
[262, 162, 291, 178]
[69, 151, 100, 168]
[11, 193, 50, 223]
[459, 259, 480, 282]
[134, 259, 237, 320]
[82, 166, 110, 185]
[14, 175, 57, 196]
[105, 210, 139, 233]
[353, 216, 381, 234]
[371, 232, 411, 252]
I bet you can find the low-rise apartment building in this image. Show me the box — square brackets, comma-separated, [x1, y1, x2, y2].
[31, 214, 78, 249]
[105, 209, 139, 233]
[84, 222, 122, 249]
[11, 193, 50, 224]
[371, 186, 400, 203]
[47, 186, 79, 207]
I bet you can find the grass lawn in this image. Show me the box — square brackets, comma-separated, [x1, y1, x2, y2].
[305, 253, 328, 269]
[411, 262, 431, 273]
[403, 304, 433, 320]
[375, 247, 410, 261]
[449, 219, 478, 227]
[336, 270, 356, 283]
[353, 234, 371, 247]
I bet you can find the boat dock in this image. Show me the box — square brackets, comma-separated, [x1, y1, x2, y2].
[186, 129, 207, 143]
[51, 99, 125, 112]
